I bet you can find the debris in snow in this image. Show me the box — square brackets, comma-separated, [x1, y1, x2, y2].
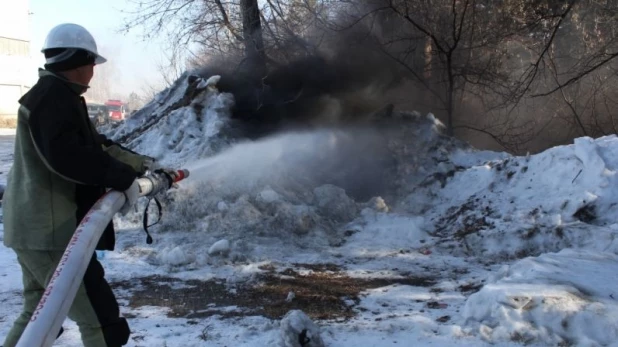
[426, 301, 448, 309]
[208, 239, 231, 256]
[278, 310, 325, 347]
[104, 76, 468, 258]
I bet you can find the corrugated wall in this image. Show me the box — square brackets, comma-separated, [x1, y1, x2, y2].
[0, 0, 33, 121]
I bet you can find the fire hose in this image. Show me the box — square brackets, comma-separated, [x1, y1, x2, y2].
[15, 169, 190, 347]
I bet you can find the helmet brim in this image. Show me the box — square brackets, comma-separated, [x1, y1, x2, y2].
[95, 54, 107, 65]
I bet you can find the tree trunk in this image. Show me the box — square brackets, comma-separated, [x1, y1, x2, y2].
[240, 0, 266, 79]
[446, 55, 454, 136]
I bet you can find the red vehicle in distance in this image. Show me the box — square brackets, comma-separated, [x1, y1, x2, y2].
[104, 99, 127, 122]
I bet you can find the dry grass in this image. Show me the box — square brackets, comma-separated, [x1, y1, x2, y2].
[113, 263, 435, 321]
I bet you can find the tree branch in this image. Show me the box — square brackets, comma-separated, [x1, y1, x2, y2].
[214, 0, 243, 41]
[532, 50, 618, 97]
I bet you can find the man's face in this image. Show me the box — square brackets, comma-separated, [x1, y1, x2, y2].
[76, 64, 95, 86]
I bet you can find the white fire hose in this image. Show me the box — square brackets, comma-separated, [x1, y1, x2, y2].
[15, 169, 189, 347]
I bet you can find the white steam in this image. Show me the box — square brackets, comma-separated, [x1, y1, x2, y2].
[181, 127, 389, 197]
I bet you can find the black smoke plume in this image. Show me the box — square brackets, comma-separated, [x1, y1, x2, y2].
[194, 15, 411, 138]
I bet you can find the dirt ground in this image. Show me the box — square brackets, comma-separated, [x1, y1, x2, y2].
[112, 263, 437, 321]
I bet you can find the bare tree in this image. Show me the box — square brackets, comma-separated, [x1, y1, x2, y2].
[156, 49, 186, 87]
[121, 0, 266, 77]
[532, 1, 618, 97]
[118, 0, 618, 153]
[504, 0, 618, 148]
[240, 0, 266, 76]
[324, 0, 577, 137]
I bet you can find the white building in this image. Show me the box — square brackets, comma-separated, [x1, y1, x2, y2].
[0, 0, 35, 121]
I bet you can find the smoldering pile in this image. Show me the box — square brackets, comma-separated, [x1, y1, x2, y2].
[103, 53, 468, 261]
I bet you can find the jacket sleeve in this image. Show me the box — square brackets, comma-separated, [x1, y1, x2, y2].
[96, 132, 148, 157]
[103, 144, 152, 176]
[94, 130, 154, 176]
[28, 98, 137, 191]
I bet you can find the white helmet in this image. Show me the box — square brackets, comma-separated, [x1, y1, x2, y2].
[41, 23, 107, 65]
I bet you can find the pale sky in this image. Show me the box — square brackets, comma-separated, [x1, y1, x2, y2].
[28, 0, 170, 96]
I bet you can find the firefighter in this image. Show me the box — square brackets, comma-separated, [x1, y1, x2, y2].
[2, 23, 151, 347]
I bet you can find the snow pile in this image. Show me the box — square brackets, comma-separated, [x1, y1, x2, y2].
[103, 74, 236, 167]
[338, 212, 430, 257]
[278, 310, 325, 347]
[463, 249, 618, 345]
[104, 72, 465, 202]
[158, 245, 193, 266]
[109, 71, 618, 264]
[149, 170, 372, 263]
[142, 116, 460, 264]
[208, 239, 231, 256]
[105, 74, 464, 265]
[414, 135, 618, 259]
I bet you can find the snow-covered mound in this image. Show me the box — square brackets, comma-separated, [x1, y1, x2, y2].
[463, 249, 618, 346]
[100, 72, 618, 346]
[106, 73, 471, 262]
[107, 72, 618, 264]
[411, 136, 618, 259]
[103, 74, 235, 167]
[118, 119, 461, 263]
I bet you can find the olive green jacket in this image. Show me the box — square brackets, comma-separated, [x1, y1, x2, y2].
[3, 69, 151, 251]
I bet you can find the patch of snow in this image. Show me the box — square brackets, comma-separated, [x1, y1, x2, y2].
[278, 310, 325, 347]
[197, 75, 221, 89]
[217, 200, 229, 211]
[257, 187, 282, 204]
[159, 245, 194, 266]
[464, 249, 618, 346]
[340, 212, 430, 257]
[0, 128, 16, 135]
[450, 148, 510, 167]
[415, 134, 618, 259]
[102, 73, 236, 168]
[313, 184, 357, 223]
[208, 239, 231, 256]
